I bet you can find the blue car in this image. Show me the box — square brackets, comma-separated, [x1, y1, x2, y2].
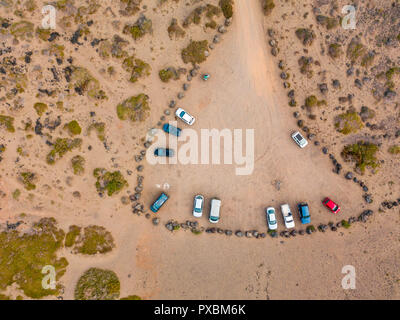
[162, 123, 182, 137]
[154, 148, 174, 157]
[297, 202, 311, 224]
[151, 193, 169, 213]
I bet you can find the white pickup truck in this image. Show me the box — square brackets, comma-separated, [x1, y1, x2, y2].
[280, 204, 295, 229]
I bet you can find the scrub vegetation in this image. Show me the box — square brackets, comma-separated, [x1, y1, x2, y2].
[341, 142, 380, 173]
[93, 168, 128, 196]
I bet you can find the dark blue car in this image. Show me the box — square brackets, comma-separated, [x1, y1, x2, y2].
[154, 148, 174, 157]
[151, 193, 169, 213]
[162, 123, 182, 137]
[297, 203, 311, 224]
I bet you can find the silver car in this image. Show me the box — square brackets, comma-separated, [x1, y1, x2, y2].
[291, 131, 308, 148]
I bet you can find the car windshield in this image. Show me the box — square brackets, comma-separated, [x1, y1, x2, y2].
[296, 134, 303, 141]
[210, 216, 219, 221]
[180, 111, 186, 117]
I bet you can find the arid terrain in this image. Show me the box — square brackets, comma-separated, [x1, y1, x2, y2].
[0, 0, 399, 300]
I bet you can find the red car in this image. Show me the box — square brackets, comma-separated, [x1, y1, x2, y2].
[322, 197, 341, 214]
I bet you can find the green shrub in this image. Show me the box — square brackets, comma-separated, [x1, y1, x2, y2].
[335, 111, 364, 135]
[71, 155, 85, 175]
[305, 95, 326, 108]
[347, 39, 367, 63]
[122, 56, 151, 83]
[361, 52, 375, 68]
[123, 15, 152, 40]
[388, 146, 400, 155]
[0, 115, 15, 133]
[0, 218, 67, 299]
[385, 67, 400, 81]
[12, 189, 21, 200]
[19, 172, 36, 190]
[33, 102, 48, 116]
[305, 95, 317, 107]
[10, 21, 34, 39]
[316, 15, 338, 29]
[181, 40, 209, 64]
[73, 225, 115, 255]
[167, 18, 186, 39]
[74, 268, 120, 300]
[36, 27, 51, 41]
[159, 67, 181, 82]
[64, 120, 82, 135]
[65, 225, 81, 247]
[93, 168, 128, 196]
[295, 28, 315, 46]
[298, 56, 314, 78]
[262, 0, 275, 16]
[120, 295, 142, 300]
[219, 0, 234, 18]
[88, 122, 106, 141]
[46, 138, 82, 164]
[341, 220, 351, 229]
[341, 142, 380, 173]
[116, 94, 150, 122]
[70, 66, 107, 100]
[328, 43, 342, 59]
[306, 225, 316, 233]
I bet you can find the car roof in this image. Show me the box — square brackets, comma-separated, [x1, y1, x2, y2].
[300, 205, 310, 216]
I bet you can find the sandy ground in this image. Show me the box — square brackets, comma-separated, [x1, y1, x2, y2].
[138, 0, 400, 299]
[0, 0, 399, 300]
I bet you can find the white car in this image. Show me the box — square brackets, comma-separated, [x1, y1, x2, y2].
[265, 207, 278, 230]
[209, 198, 221, 223]
[175, 108, 195, 125]
[280, 204, 295, 229]
[291, 131, 308, 148]
[192, 195, 204, 218]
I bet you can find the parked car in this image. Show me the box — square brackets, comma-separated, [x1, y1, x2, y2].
[322, 197, 341, 214]
[265, 207, 278, 230]
[162, 123, 182, 137]
[297, 202, 311, 224]
[291, 131, 308, 148]
[154, 148, 174, 157]
[150, 193, 169, 213]
[192, 195, 204, 218]
[175, 108, 196, 125]
[280, 204, 295, 229]
[209, 198, 221, 223]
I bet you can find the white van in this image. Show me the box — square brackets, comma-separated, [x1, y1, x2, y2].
[209, 198, 221, 223]
[280, 203, 295, 229]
